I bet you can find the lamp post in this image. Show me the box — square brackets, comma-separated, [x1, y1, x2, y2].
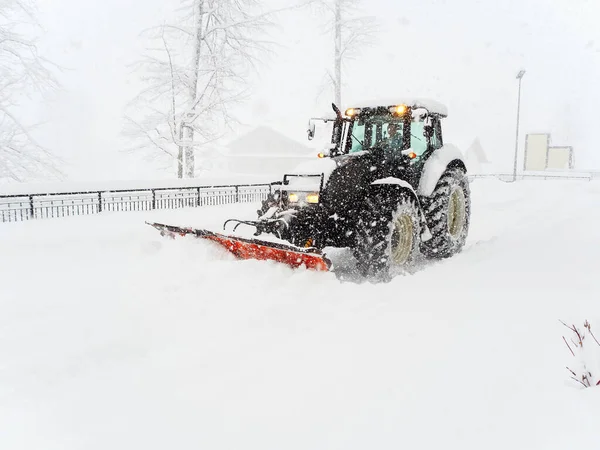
[512, 69, 526, 181]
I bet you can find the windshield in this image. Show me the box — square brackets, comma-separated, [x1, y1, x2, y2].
[347, 115, 404, 153]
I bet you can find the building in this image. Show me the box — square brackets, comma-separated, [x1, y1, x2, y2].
[224, 126, 315, 176]
[524, 133, 574, 171]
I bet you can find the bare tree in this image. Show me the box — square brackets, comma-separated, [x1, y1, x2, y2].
[316, 0, 377, 107]
[125, 0, 284, 179]
[0, 0, 61, 182]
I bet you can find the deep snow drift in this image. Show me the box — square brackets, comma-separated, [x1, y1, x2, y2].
[0, 179, 599, 449]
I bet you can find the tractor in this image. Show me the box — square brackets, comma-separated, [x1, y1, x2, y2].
[149, 99, 470, 280]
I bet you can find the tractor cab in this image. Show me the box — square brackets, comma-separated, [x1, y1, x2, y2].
[309, 100, 447, 163]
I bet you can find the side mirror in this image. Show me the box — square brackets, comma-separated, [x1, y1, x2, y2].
[307, 119, 316, 140]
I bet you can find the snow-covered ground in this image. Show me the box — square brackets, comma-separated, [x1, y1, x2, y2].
[1, 179, 599, 449]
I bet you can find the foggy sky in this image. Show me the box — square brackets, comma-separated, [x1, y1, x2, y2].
[31, 0, 600, 180]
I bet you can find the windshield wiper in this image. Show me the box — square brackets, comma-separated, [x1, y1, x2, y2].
[351, 133, 364, 148]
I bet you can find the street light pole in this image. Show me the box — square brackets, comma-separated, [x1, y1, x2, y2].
[512, 69, 526, 182]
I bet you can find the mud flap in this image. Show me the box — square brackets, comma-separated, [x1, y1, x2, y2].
[147, 222, 331, 271]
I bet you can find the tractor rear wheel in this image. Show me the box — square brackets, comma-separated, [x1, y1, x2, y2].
[421, 167, 470, 258]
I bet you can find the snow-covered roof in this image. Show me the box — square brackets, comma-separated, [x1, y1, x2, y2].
[345, 98, 448, 117]
[226, 126, 312, 156]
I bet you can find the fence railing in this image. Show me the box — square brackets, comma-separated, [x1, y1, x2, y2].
[470, 172, 598, 181]
[2, 172, 597, 224]
[0, 183, 274, 223]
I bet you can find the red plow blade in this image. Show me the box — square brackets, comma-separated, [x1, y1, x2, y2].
[147, 222, 331, 271]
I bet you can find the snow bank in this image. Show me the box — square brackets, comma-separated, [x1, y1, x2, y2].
[1, 179, 599, 449]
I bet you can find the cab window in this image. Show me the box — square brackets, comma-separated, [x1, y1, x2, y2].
[349, 123, 365, 153]
[410, 121, 428, 156]
[430, 119, 443, 149]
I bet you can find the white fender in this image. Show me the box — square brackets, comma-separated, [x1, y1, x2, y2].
[417, 144, 466, 197]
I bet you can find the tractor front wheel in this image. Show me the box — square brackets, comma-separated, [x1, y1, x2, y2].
[354, 192, 421, 281]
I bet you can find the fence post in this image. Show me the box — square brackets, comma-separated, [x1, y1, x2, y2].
[98, 192, 102, 213]
[152, 189, 156, 210]
[235, 185, 239, 203]
[29, 195, 34, 220]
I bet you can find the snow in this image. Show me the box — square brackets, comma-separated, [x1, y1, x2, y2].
[371, 177, 414, 191]
[344, 97, 449, 117]
[1, 179, 600, 449]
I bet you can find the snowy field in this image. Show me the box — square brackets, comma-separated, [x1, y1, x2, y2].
[1, 179, 599, 449]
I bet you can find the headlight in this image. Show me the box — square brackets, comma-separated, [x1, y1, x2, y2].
[389, 104, 407, 115]
[306, 192, 319, 204]
[345, 107, 361, 117]
[287, 192, 320, 204]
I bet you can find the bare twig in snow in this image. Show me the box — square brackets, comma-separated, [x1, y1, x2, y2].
[563, 336, 575, 357]
[561, 319, 600, 389]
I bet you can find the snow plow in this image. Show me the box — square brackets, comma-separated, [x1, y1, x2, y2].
[149, 99, 471, 279]
[146, 221, 331, 271]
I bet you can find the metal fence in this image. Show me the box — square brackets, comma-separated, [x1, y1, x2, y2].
[0, 183, 274, 223]
[2, 172, 597, 224]
[470, 172, 597, 182]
